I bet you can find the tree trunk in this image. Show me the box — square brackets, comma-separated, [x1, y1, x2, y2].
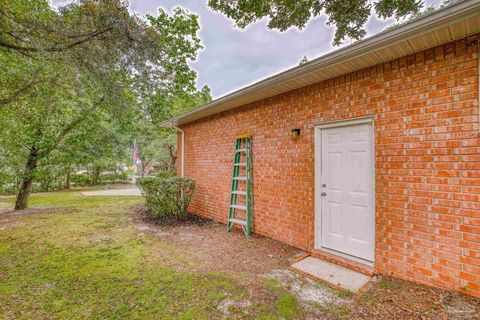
[91, 167, 101, 185]
[44, 178, 53, 192]
[167, 144, 177, 172]
[65, 171, 71, 189]
[139, 156, 150, 177]
[15, 147, 38, 210]
[40, 179, 48, 192]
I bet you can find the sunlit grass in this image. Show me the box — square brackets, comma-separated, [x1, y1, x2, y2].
[0, 189, 139, 209]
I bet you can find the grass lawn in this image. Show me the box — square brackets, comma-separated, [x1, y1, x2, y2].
[0, 190, 302, 319]
[0, 189, 479, 319]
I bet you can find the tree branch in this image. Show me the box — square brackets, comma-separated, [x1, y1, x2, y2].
[55, 96, 105, 145]
[0, 28, 113, 53]
[0, 79, 41, 106]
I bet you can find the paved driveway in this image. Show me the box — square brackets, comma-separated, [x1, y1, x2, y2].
[81, 188, 141, 196]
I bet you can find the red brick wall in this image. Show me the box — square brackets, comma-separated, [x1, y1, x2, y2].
[178, 35, 480, 297]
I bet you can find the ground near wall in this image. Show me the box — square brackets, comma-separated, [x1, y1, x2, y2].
[0, 190, 478, 319]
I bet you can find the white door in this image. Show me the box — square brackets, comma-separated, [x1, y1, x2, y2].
[315, 121, 374, 262]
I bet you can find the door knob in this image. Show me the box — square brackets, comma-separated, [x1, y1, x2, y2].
[321, 192, 327, 196]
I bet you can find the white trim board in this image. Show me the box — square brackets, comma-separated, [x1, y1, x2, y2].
[314, 116, 374, 129]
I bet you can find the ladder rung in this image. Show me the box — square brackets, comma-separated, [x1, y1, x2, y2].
[229, 218, 247, 226]
[231, 191, 247, 195]
[230, 204, 247, 210]
[233, 177, 247, 181]
[234, 163, 246, 166]
[236, 149, 246, 153]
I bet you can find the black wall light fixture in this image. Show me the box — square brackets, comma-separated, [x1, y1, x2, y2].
[291, 128, 301, 139]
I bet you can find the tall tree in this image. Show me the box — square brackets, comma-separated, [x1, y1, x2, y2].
[133, 85, 212, 175]
[208, 0, 423, 45]
[0, 0, 203, 209]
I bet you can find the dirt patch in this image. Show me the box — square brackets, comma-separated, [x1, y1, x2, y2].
[261, 268, 348, 319]
[0, 221, 23, 231]
[442, 294, 479, 318]
[262, 269, 345, 307]
[217, 299, 253, 315]
[89, 235, 114, 244]
[0, 207, 64, 231]
[1, 207, 61, 216]
[347, 276, 480, 320]
[134, 205, 212, 227]
[0, 202, 12, 212]
[133, 205, 302, 276]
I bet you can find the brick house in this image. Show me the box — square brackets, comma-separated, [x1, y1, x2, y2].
[161, 0, 480, 298]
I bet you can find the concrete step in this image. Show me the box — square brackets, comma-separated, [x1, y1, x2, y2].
[291, 256, 371, 292]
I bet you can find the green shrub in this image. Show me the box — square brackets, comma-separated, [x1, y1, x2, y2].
[99, 172, 128, 184]
[70, 174, 91, 186]
[137, 175, 195, 220]
[155, 171, 176, 179]
[70, 172, 129, 186]
[0, 172, 18, 195]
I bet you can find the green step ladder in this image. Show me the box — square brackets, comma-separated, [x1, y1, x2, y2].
[227, 134, 253, 237]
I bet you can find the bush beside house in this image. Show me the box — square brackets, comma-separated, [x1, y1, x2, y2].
[138, 173, 195, 220]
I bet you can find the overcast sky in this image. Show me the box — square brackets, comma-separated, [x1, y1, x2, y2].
[53, 0, 442, 98]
